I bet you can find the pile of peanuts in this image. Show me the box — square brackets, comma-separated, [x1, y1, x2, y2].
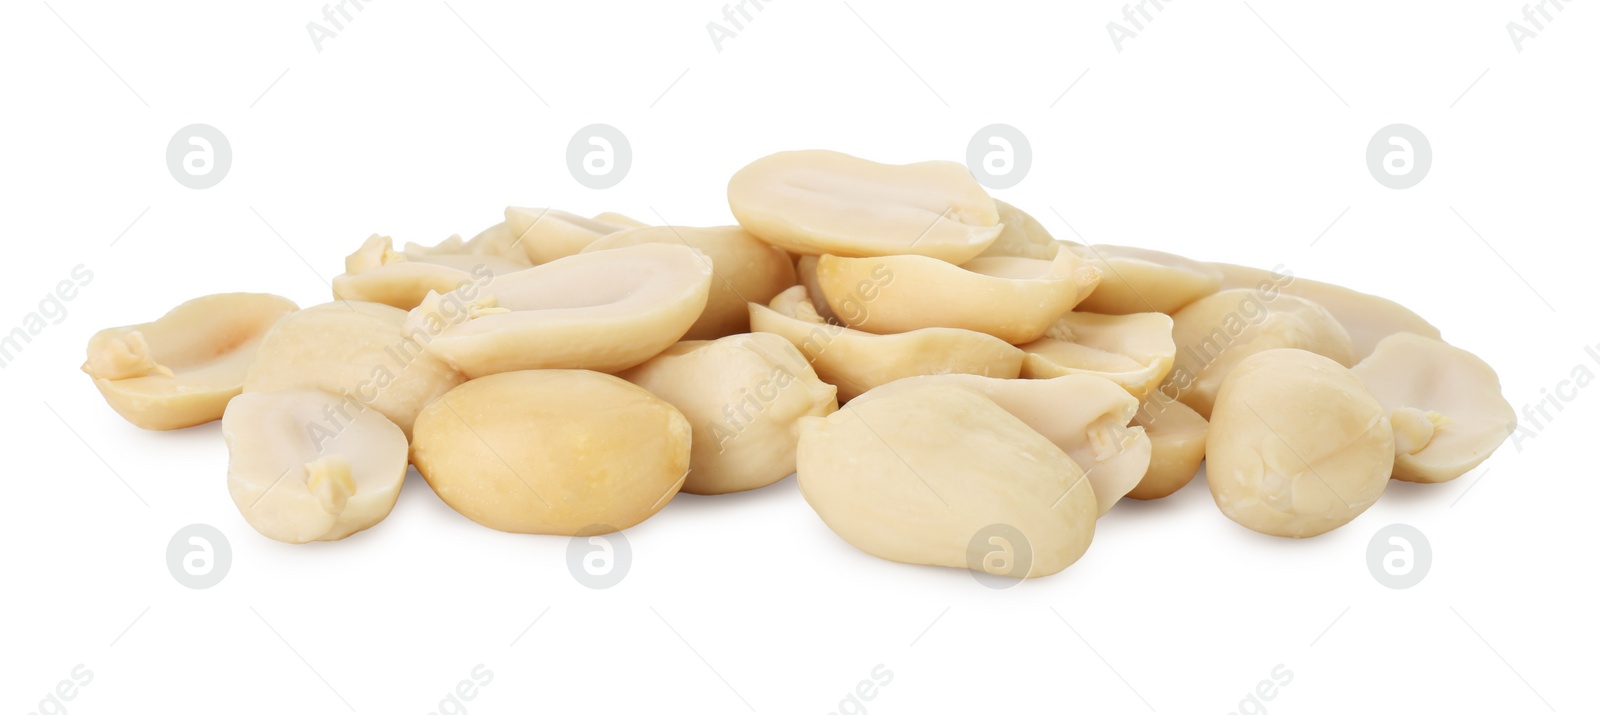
[80, 149, 1513, 579]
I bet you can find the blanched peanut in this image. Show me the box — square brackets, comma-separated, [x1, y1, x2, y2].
[592, 211, 649, 229]
[1212, 262, 1442, 360]
[584, 225, 797, 340]
[244, 301, 464, 439]
[728, 150, 1002, 264]
[1019, 311, 1176, 400]
[460, 221, 535, 267]
[1126, 397, 1208, 500]
[1068, 244, 1223, 315]
[1165, 289, 1354, 419]
[797, 383, 1096, 577]
[794, 255, 840, 324]
[407, 243, 713, 377]
[332, 234, 526, 310]
[411, 370, 691, 535]
[749, 286, 1024, 401]
[82, 293, 298, 430]
[853, 374, 1151, 516]
[1207, 349, 1392, 538]
[224, 388, 407, 543]
[975, 200, 1062, 260]
[621, 334, 838, 494]
[1351, 333, 1514, 483]
[503, 207, 628, 264]
[816, 250, 1100, 344]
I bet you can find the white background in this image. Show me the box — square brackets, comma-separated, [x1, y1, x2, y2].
[2, 1, 1596, 713]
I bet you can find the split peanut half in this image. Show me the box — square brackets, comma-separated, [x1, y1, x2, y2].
[411, 370, 691, 535]
[975, 200, 1062, 260]
[503, 207, 628, 265]
[1164, 289, 1355, 419]
[852, 374, 1152, 516]
[460, 221, 536, 268]
[82, 293, 298, 430]
[1351, 333, 1515, 483]
[727, 149, 1002, 264]
[584, 225, 797, 340]
[797, 383, 1096, 578]
[621, 333, 838, 494]
[244, 301, 464, 439]
[1126, 397, 1208, 500]
[224, 388, 408, 544]
[749, 286, 1024, 402]
[1213, 262, 1442, 360]
[592, 211, 649, 229]
[332, 234, 525, 310]
[1068, 244, 1223, 315]
[407, 242, 713, 377]
[1019, 311, 1176, 400]
[815, 250, 1101, 345]
[1207, 349, 1393, 538]
[794, 255, 840, 324]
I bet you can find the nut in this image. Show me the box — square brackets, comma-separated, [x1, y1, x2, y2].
[975, 200, 1062, 260]
[410, 370, 691, 535]
[797, 383, 1096, 577]
[1019, 311, 1176, 400]
[749, 285, 1024, 401]
[584, 225, 797, 340]
[1351, 333, 1514, 483]
[592, 211, 648, 229]
[1126, 396, 1208, 500]
[1165, 288, 1354, 419]
[620, 333, 838, 494]
[332, 234, 526, 310]
[407, 242, 713, 377]
[794, 254, 840, 324]
[223, 388, 408, 543]
[1213, 262, 1442, 360]
[244, 301, 465, 439]
[503, 207, 627, 264]
[460, 221, 535, 267]
[1207, 349, 1393, 538]
[816, 250, 1100, 344]
[82, 293, 298, 430]
[1068, 244, 1223, 315]
[852, 374, 1151, 516]
[727, 149, 1002, 264]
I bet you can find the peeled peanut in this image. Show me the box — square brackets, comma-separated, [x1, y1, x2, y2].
[1207, 349, 1392, 538]
[244, 301, 463, 439]
[411, 370, 691, 535]
[1069, 244, 1223, 315]
[223, 388, 407, 543]
[1019, 311, 1176, 400]
[592, 211, 648, 229]
[816, 250, 1100, 344]
[727, 150, 1002, 264]
[794, 255, 840, 324]
[460, 221, 535, 267]
[975, 200, 1062, 260]
[1351, 333, 1514, 483]
[1165, 289, 1354, 419]
[408, 243, 712, 377]
[621, 334, 838, 494]
[797, 383, 1096, 577]
[1213, 262, 1442, 360]
[853, 374, 1151, 516]
[503, 207, 627, 264]
[82, 293, 298, 430]
[584, 225, 797, 339]
[1126, 397, 1208, 500]
[749, 286, 1024, 401]
[332, 234, 524, 310]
